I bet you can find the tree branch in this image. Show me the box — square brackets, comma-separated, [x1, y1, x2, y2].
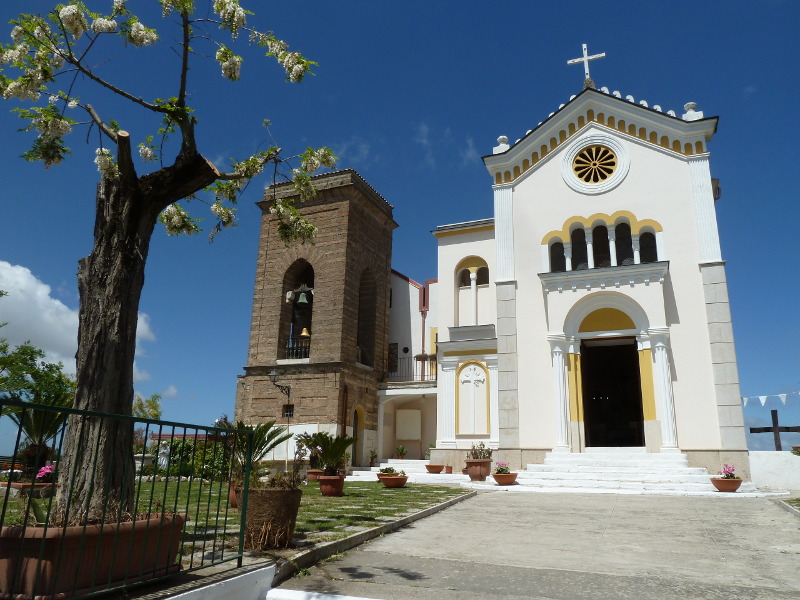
[116, 131, 137, 186]
[83, 104, 118, 142]
[177, 11, 190, 107]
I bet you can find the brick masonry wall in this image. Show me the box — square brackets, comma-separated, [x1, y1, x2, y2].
[235, 171, 395, 441]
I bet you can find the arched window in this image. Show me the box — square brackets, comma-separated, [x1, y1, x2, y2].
[615, 223, 634, 266]
[592, 226, 611, 268]
[457, 269, 471, 287]
[356, 269, 377, 366]
[640, 232, 658, 263]
[571, 228, 588, 270]
[549, 242, 566, 272]
[476, 266, 489, 285]
[279, 260, 314, 359]
[454, 257, 489, 326]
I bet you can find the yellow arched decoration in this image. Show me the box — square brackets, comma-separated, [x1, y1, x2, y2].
[494, 172, 502, 184]
[672, 139, 681, 152]
[577, 115, 585, 128]
[503, 171, 511, 183]
[559, 130, 567, 142]
[628, 124, 636, 135]
[617, 119, 625, 131]
[596, 113, 605, 125]
[660, 135, 669, 148]
[455, 255, 488, 275]
[540, 211, 664, 244]
[649, 131, 658, 143]
[684, 142, 692, 154]
[513, 165, 521, 178]
[540, 144, 548, 157]
[695, 141, 704, 153]
[587, 109, 594, 121]
[522, 158, 530, 170]
[549, 137, 558, 150]
[531, 151, 539, 165]
[607, 116, 615, 128]
[455, 360, 490, 435]
[578, 308, 636, 332]
[568, 123, 576, 135]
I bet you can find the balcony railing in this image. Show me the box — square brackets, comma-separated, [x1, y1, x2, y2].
[285, 336, 311, 359]
[386, 356, 437, 383]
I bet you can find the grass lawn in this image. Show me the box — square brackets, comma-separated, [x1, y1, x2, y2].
[2, 477, 470, 568]
[786, 497, 800, 510]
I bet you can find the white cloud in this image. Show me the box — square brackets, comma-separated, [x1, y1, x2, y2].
[460, 136, 480, 167]
[133, 363, 151, 383]
[161, 385, 178, 398]
[0, 260, 78, 372]
[333, 137, 373, 167]
[413, 122, 435, 168]
[1, 260, 156, 378]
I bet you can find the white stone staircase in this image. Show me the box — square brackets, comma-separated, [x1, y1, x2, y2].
[514, 450, 759, 495]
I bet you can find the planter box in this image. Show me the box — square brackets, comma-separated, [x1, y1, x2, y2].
[0, 514, 185, 599]
[380, 476, 408, 488]
[492, 472, 518, 486]
[465, 459, 492, 482]
[425, 464, 444, 474]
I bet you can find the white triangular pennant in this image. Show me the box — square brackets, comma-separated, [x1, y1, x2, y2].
[742, 396, 748, 406]
[778, 394, 787, 405]
[759, 395, 767, 406]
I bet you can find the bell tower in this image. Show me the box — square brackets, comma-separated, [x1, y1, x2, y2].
[235, 169, 397, 465]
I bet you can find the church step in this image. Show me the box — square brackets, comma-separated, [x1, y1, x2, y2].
[511, 478, 757, 492]
[370, 459, 432, 473]
[541, 457, 689, 469]
[527, 464, 705, 475]
[518, 470, 714, 483]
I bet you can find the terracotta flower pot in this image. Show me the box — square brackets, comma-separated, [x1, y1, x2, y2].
[492, 472, 518, 486]
[318, 475, 345, 497]
[465, 459, 492, 481]
[306, 469, 324, 481]
[0, 514, 185, 599]
[237, 488, 302, 550]
[710, 477, 742, 493]
[425, 464, 444, 474]
[380, 476, 408, 488]
[229, 482, 239, 508]
[445, 466, 453, 474]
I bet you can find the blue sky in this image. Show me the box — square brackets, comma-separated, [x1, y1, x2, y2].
[1, 1, 798, 453]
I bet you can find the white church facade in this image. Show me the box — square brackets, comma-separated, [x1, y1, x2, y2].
[381, 86, 748, 476]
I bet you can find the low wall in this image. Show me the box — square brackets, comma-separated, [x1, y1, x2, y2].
[749, 451, 800, 491]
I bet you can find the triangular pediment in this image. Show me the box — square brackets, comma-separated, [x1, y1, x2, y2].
[483, 88, 718, 185]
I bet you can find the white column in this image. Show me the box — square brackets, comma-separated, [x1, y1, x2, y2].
[632, 236, 641, 264]
[470, 271, 478, 325]
[584, 227, 595, 269]
[650, 330, 678, 450]
[564, 243, 573, 271]
[493, 184, 515, 282]
[688, 155, 723, 263]
[440, 364, 457, 446]
[549, 338, 570, 452]
[608, 225, 618, 267]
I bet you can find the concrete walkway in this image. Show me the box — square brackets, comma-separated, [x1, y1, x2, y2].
[271, 491, 800, 600]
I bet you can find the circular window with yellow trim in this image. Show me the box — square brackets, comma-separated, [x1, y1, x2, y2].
[572, 145, 617, 183]
[562, 134, 629, 195]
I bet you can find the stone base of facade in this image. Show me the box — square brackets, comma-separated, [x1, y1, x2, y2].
[684, 449, 751, 481]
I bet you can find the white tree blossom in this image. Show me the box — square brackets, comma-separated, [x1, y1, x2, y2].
[91, 18, 117, 34]
[210, 202, 235, 226]
[214, 0, 247, 39]
[59, 5, 89, 40]
[129, 21, 158, 47]
[138, 145, 155, 162]
[94, 147, 119, 179]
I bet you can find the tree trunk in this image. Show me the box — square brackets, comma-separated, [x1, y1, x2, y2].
[54, 176, 158, 524]
[52, 131, 220, 524]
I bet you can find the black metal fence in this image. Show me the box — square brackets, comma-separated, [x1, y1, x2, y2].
[0, 398, 253, 598]
[386, 356, 437, 382]
[285, 337, 311, 359]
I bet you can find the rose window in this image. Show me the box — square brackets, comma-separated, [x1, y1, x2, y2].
[572, 145, 617, 183]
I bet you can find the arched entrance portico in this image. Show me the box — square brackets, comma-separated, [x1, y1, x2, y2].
[549, 293, 677, 453]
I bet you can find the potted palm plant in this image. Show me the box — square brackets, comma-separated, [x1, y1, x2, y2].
[295, 431, 326, 480]
[465, 442, 493, 481]
[317, 432, 356, 497]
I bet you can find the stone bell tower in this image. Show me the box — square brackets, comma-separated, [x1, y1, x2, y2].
[235, 169, 396, 466]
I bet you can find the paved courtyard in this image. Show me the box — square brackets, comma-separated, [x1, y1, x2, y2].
[274, 491, 800, 600]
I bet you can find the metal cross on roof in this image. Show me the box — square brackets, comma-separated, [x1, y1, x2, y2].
[567, 44, 606, 87]
[749, 409, 800, 451]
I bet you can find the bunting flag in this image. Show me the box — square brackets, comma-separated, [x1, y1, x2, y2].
[740, 390, 800, 406]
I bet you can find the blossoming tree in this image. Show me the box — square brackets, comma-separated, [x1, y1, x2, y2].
[0, 0, 333, 523]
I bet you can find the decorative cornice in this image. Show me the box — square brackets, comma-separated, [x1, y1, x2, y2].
[539, 261, 669, 294]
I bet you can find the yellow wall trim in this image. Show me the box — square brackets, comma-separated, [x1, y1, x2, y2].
[490, 110, 705, 185]
[454, 256, 488, 273]
[567, 353, 584, 424]
[434, 225, 494, 238]
[579, 308, 636, 332]
[638, 348, 656, 421]
[541, 210, 663, 245]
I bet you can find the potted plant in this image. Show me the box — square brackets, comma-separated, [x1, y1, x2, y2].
[369, 449, 378, 467]
[710, 463, 742, 492]
[223, 417, 294, 508]
[424, 443, 444, 473]
[317, 432, 356, 497]
[380, 469, 408, 488]
[236, 443, 307, 550]
[295, 432, 326, 480]
[377, 466, 396, 480]
[492, 461, 517, 486]
[465, 442, 493, 481]
[395, 445, 407, 459]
